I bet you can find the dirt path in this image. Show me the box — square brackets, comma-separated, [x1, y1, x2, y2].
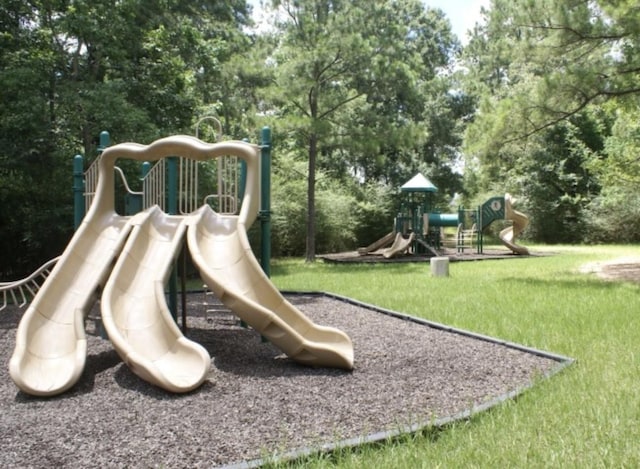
[579, 256, 640, 284]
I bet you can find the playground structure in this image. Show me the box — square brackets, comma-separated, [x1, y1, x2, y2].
[77, 119, 245, 224]
[3, 124, 244, 316]
[8, 132, 354, 397]
[358, 173, 530, 258]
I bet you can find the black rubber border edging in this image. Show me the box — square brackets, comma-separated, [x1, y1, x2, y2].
[221, 291, 575, 469]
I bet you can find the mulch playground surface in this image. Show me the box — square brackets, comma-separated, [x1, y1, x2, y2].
[1, 285, 572, 468]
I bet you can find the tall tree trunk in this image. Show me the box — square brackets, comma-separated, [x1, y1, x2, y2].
[305, 132, 317, 262]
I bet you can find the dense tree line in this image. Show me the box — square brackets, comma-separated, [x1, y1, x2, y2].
[1, 0, 638, 277]
[462, 0, 640, 244]
[0, 0, 256, 276]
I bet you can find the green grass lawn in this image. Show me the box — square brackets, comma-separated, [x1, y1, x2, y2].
[265, 245, 640, 468]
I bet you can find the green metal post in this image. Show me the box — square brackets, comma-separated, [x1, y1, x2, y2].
[167, 157, 178, 215]
[167, 157, 179, 321]
[73, 155, 85, 229]
[239, 137, 248, 203]
[141, 161, 151, 180]
[98, 131, 110, 153]
[260, 127, 272, 278]
[141, 161, 151, 210]
[477, 206, 483, 254]
[239, 160, 247, 203]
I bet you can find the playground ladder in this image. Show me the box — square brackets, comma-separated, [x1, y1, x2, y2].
[456, 223, 478, 253]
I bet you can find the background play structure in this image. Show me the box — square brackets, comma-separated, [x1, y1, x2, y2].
[358, 173, 530, 258]
[8, 130, 353, 397]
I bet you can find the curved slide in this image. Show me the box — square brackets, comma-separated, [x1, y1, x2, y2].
[101, 206, 210, 393]
[188, 205, 353, 370]
[499, 193, 530, 255]
[9, 212, 133, 396]
[382, 232, 415, 259]
[10, 136, 353, 396]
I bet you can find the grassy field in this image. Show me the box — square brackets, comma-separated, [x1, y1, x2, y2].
[266, 245, 640, 468]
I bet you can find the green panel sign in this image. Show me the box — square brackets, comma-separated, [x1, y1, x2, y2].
[480, 196, 505, 229]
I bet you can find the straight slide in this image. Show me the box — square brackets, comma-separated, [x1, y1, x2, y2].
[188, 205, 353, 370]
[101, 206, 210, 393]
[9, 211, 134, 396]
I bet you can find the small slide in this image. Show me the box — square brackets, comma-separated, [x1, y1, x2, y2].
[9, 212, 134, 396]
[382, 232, 415, 259]
[499, 193, 530, 255]
[357, 231, 395, 255]
[101, 206, 210, 393]
[188, 205, 354, 370]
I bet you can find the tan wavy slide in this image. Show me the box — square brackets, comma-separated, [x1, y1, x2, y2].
[382, 232, 415, 258]
[101, 206, 210, 393]
[357, 231, 395, 255]
[499, 193, 530, 255]
[10, 136, 353, 396]
[188, 205, 354, 370]
[9, 211, 133, 396]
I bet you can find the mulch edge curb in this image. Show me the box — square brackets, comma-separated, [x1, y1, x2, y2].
[222, 291, 575, 469]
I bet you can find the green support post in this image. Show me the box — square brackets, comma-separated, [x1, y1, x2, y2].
[73, 155, 85, 230]
[239, 160, 247, 202]
[98, 131, 110, 153]
[477, 207, 483, 254]
[167, 157, 178, 215]
[141, 161, 151, 182]
[73, 131, 110, 230]
[260, 127, 272, 278]
[167, 157, 179, 321]
[239, 138, 248, 203]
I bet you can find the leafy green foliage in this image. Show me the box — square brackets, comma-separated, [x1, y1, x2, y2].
[585, 186, 640, 243]
[584, 107, 640, 242]
[461, 0, 640, 243]
[465, 0, 640, 142]
[270, 152, 363, 256]
[0, 0, 251, 277]
[352, 182, 396, 248]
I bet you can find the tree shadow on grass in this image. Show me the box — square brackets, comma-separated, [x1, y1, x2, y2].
[498, 274, 634, 292]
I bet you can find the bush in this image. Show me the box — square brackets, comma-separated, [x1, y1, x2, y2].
[267, 152, 396, 256]
[352, 181, 396, 248]
[584, 186, 640, 243]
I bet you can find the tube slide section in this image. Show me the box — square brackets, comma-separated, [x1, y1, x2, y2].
[499, 193, 530, 255]
[9, 211, 135, 396]
[188, 205, 354, 370]
[101, 206, 210, 393]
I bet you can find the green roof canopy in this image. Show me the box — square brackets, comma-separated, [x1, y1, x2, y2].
[400, 173, 437, 193]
